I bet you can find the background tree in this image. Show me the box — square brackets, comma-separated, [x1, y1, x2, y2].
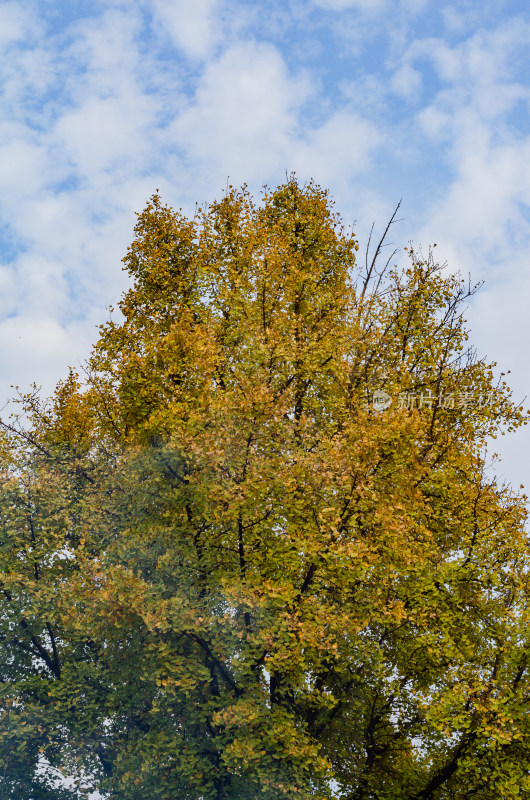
[1, 179, 529, 799]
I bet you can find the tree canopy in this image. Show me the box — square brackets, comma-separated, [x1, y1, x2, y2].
[1, 179, 529, 799]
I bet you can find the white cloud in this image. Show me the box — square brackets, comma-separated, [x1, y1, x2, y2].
[0, 314, 97, 403]
[150, 0, 222, 60]
[53, 92, 158, 176]
[290, 110, 383, 186]
[0, 131, 47, 197]
[313, 0, 428, 15]
[466, 271, 530, 492]
[390, 63, 422, 99]
[410, 21, 530, 264]
[405, 20, 530, 102]
[0, 266, 17, 317]
[0, 7, 171, 403]
[64, 8, 152, 102]
[313, 0, 387, 11]
[171, 41, 312, 185]
[417, 119, 530, 265]
[0, 1, 33, 47]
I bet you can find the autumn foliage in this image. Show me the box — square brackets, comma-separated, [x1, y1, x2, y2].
[0, 180, 529, 799]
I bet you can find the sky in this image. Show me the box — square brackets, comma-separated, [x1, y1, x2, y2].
[1, 0, 529, 490]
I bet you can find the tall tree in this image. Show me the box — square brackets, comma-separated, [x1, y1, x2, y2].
[1, 179, 529, 799]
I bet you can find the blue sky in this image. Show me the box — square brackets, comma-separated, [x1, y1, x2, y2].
[1, 0, 530, 488]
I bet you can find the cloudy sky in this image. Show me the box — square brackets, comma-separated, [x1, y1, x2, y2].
[1, 0, 529, 489]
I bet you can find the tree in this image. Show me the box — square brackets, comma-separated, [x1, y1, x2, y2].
[1, 178, 529, 800]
